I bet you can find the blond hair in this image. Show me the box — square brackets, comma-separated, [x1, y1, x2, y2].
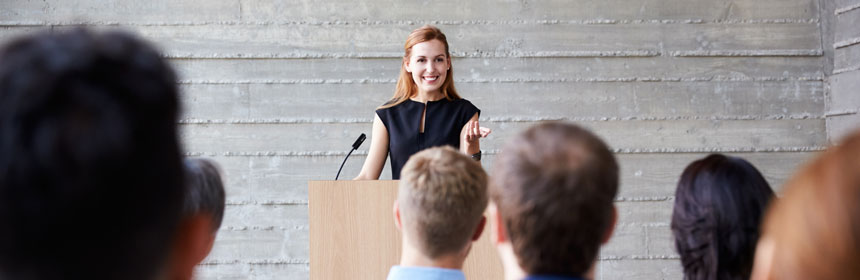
[379, 25, 460, 109]
[398, 146, 488, 258]
[758, 131, 860, 279]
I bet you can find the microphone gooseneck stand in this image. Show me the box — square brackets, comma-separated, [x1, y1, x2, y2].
[335, 133, 366, 180]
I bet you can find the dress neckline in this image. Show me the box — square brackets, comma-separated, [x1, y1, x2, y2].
[408, 97, 447, 104]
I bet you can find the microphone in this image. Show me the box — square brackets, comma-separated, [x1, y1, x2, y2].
[351, 133, 366, 150]
[336, 133, 366, 180]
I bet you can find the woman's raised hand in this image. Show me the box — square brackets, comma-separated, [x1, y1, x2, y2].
[464, 120, 492, 144]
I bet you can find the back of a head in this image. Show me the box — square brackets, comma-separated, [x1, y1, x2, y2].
[490, 122, 619, 276]
[0, 29, 183, 280]
[672, 154, 775, 280]
[398, 146, 488, 259]
[183, 158, 227, 233]
[756, 131, 860, 280]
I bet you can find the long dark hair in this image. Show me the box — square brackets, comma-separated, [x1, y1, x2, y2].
[671, 154, 775, 280]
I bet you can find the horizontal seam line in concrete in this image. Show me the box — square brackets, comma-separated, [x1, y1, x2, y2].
[177, 77, 825, 84]
[164, 50, 664, 59]
[200, 259, 309, 265]
[201, 256, 681, 265]
[162, 50, 826, 59]
[218, 224, 672, 231]
[177, 115, 825, 124]
[835, 3, 860, 15]
[833, 64, 860, 75]
[616, 222, 671, 227]
[165, 55, 825, 61]
[183, 147, 827, 157]
[0, 18, 821, 27]
[615, 196, 674, 202]
[834, 37, 860, 49]
[221, 225, 308, 231]
[161, 49, 824, 59]
[669, 49, 822, 57]
[226, 200, 308, 205]
[825, 109, 859, 117]
[598, 255, 681, 261]
[219, 197, 674, 206]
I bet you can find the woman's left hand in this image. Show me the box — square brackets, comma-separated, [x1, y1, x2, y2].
[464, 120, 492, 145]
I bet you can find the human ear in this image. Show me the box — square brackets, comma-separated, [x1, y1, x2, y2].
[601, 205, 618, 244]
[750, 237, 776, 280]
[488, 203, 507, 244]
[393, 200, 402, 230]
[471, 216, 486, 241]
[168, 214, 214, 280]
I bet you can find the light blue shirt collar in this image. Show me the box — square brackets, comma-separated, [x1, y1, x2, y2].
[386, 265, 466, 280]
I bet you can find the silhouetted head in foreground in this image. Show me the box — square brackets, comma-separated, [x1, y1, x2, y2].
[752, 131, 860, 280]
[0, 29, 200, 280]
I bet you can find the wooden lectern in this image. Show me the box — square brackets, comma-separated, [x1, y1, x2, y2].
[309, 180, 504, 280]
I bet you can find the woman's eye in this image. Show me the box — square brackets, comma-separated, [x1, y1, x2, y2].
[417, 59, 425, 62]
[435, 58, 444, 62]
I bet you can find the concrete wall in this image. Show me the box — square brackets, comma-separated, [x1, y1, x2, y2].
[829, 0, 860, 141]
[0, 1, 829, 279]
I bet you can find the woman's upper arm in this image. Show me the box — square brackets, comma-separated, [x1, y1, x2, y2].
[354, 114, 389, 180]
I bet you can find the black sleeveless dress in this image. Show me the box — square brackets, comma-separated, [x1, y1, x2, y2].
[376, 98, 480, 179]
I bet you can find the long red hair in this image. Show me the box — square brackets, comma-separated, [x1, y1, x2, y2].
[379, 25, 460, 109]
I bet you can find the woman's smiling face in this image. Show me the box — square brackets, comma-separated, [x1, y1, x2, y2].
[405, 39, 450, 95]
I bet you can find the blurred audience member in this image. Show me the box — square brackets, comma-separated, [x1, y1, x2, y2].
[182, 157, 227, 266]
[489, 122, 618, 280]
[672, 154, 775, 280]
[751, 131, 860, 280]
[0, 29, 200, 280]
[388, 146, 488, 280]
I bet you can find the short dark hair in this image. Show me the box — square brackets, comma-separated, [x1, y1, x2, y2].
[490, 122, 619, 276]
[0, 29, 184, 280]
[671, 154, 775, 280]
[183, 158, 227, 232]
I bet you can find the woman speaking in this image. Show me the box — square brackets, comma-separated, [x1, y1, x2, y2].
[354, 25, 490, 180]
